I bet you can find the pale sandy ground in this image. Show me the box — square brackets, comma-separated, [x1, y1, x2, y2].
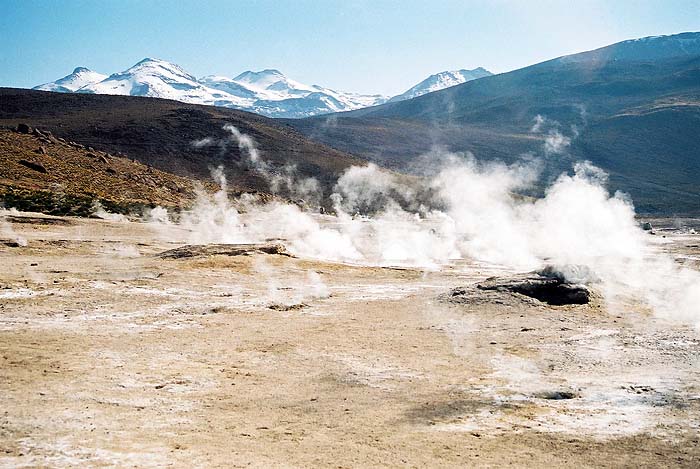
[0, 212, 699, 468]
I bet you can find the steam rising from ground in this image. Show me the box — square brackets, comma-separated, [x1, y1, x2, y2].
[531, 114, 572, 156]
[91, 201, 128, 222]
[160, 125, 700, 326]
[0, 208, 28, 246]
[253, 257, 330, 309]
[194, 125, 321, 207]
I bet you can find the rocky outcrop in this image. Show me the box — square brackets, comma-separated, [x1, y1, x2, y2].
[17, 159, 48, 174]
[444, 265, 596, 307]
[475, 275, 591, 306]
[157, 243, 291, 259]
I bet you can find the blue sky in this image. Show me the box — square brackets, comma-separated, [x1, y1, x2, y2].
[1, 0, 699, 95]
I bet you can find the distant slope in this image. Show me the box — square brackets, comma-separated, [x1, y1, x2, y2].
[285, 32, 700, 214]
[389, 68, 492, 102]
[0, 88, 365, 197]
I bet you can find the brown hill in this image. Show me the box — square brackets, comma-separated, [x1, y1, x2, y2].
[0, 127, 207, 216]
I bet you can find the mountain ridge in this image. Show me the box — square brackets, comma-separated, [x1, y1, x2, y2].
[33, 60, 492, 118]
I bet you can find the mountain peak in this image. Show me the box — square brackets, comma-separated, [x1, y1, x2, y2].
[233, 69, 286, 82]
[389, 67, 493, 102]
[34, 67, 108, 93]
[134, 57, 162, 65]
[115, 58, 198, 84]
[131, 57, 181, 69]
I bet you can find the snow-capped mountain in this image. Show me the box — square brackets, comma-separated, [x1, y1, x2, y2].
[78, 58, 253, 108]
[34, 67, 108, 93]
[33, 59, 492, 117]
[230, 69, 312, 99]
[201, 68, 387, 117]
[389, 68, 492, 102]
[34, 59, 387, 118]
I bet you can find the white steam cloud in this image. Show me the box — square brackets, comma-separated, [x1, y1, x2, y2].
[0, 208, 28, 247]
[195, 125, 321, 207]
[168, 124, 700, 327]
[91, 201, 128, 222]
[544, 130, 571, 155]
[531, 114, 572, 156]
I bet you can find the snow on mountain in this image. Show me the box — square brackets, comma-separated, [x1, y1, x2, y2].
[251, 93, 347, 119]
[78, 58, 253, 108]
[34, 59, 492, 118]
[211, 68, 388, 115]
[232, 69, 315, 99]
[389, 68, 493, 102]
[309, 86, 387, 111]
[197, 75, 258, 99]
[35, 58, 388, 117]
[34, 67, 108, 93]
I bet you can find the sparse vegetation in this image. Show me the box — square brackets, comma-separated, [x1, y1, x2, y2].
[0, 128, 205, 214]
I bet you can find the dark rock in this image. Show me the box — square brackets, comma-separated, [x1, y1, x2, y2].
[268, 303, 307, 311]
[157, 243, 291, 259]
[534, 391, 579, 400]
[16, 123, 31, 134]
[2, 240, 23, 247]
[642, 222, 653, 231]
[477, 276, 590, 305]
[18, 159, 48, 173]
[444, 265, 594, 307]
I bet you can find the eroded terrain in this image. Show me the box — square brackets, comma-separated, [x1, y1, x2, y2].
[1, 213, 699, 468]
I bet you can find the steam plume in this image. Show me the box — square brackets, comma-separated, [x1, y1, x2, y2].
[166, 124, 700, 326]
